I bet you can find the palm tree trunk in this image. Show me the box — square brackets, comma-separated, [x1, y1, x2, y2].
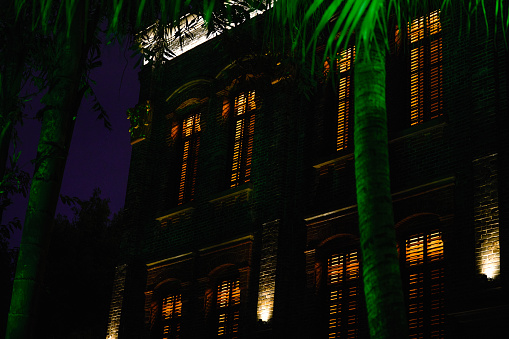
[5, 5, 94, 337]
[354, 6, 407, 338]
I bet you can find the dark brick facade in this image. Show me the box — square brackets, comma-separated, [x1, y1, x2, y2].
[106, 7, 509, 339]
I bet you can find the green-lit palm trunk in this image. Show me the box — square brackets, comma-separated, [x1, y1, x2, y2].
[5, 7, 93, 338]
[354, 9, 407, 339]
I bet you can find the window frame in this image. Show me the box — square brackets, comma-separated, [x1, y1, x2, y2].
[161, 293, 183, 339]
[228, 90, 257, 188]
[316, 235, 365, 339]
[399, 228, 445, 338]
[407, 10, 443, 126]
[177, 112, 201, 205]
[216, 278, 241, 338]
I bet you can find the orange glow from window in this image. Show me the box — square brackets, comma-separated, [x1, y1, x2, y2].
[231, 91, 256, 187]
[162, 294, 182, 339]
[337, 47, 354, 152]
[328, 251, 359, 338]
[178, 114, 200, 204]
[217, 280, 240, 338]
[409, 10, 442, 126]
[405, 230, 444, 338]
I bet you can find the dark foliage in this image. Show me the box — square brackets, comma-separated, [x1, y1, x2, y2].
[35, 188, 124, 338]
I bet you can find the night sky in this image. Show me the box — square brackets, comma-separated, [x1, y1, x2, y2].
[5, 38, 140, 248]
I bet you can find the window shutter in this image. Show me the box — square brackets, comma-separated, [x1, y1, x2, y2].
[230, 91, 256, 187]
[337, 47, 354, 152]
[162, 294, 182, 339]
[409, 10, 442, 126]
[217, 280, 240, 338]
[178, 114, 200, 204]
[328, 251, 360, 339]
[405, 230, 444, 338]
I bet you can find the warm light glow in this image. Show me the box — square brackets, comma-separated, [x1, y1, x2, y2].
[328, 251, 359, 338]
[473, 155, 500, 281]
[257, 287, 275, 322]
[105, 265, 127, 339]
[479, 237, 500, 279]
[217, 280, 240, 336]
[162, 294, 182, 339]
[405, 231, 444, 338]
[231, 91, 256, 187]
[178, 114, 200, 204]
[409, 10, 442, 126]
[336, 47, 354, 152]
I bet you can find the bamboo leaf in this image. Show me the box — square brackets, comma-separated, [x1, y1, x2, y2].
[112, 0, 124, 30]
[136, 0, 147, 28]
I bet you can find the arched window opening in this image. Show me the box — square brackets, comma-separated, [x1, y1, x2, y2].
[403, 229, 444, 338]
[328, 250, 360, 339]
[162, 293, 182, 339]
[408, 10, 442, 125]
[230, 90, 256, 187]
[178, 113, 201, 204]
[217, 279, 241, 338]
[335, 46, 355, 152]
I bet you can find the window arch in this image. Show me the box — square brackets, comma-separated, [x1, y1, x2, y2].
[151, 280, 182, 339]
[397, 214, 445, 338]
[317, 235, 364, 339]
[407, 10, 442, 125]
[206, 265, 242, 338]
[227, 90, 257, 188]
[177, 112, 201, 204]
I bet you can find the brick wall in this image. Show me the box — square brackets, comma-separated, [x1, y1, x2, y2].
[110, 5, 509, 338]
[256, 220, 279, 323]
[105, 264, 127, 339]
[473, 154, 500, 279]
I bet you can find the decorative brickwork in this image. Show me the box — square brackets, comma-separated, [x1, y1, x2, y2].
[105, 264, 128, 339]
[473, 154, 500, 279]
[256, 220, 279, 322]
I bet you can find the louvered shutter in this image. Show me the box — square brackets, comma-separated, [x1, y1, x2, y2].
[405, 230, 444, 338]
[217, 280, 241, 338]
[409, 10, 442, 126]
[231, 91, 256, 187]
[328, 251, 360, 339]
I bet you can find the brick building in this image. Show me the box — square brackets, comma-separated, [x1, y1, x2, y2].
[106, 7, 509, 339]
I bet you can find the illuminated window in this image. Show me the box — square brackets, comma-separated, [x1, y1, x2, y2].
[403, 230, 444, 338]
[336, 47, 355, 151]
[323, 47, 355, 152]
[408, 10, 442, 125]
[328, 250, 360, 339]
[178, 113, 201, 204]
[161, 294, 182, 339]
[217, 279, 241, 338]
[230, 91, 256, 187]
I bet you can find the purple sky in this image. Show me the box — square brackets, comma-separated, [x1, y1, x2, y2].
[6, 39, 140, 248]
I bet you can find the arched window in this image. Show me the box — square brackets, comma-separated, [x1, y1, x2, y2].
[398, 215, 445, 338]
[150, 280, 183, 339]
[328, 249, 360, 338]
[178, 113, 201, 204]
[229, 90, 256, 187]
[408, 10, 442, 125]
[317, 235, 364, 338]
[217, 279, 241, 338]
[161, 293, 182, 339]
[335, 47, 355, 152]
[206, 265, 242, 338]
[322, 46, 355, 153]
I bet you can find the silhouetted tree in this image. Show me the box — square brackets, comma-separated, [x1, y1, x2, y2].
[36, 188, 123, 338]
